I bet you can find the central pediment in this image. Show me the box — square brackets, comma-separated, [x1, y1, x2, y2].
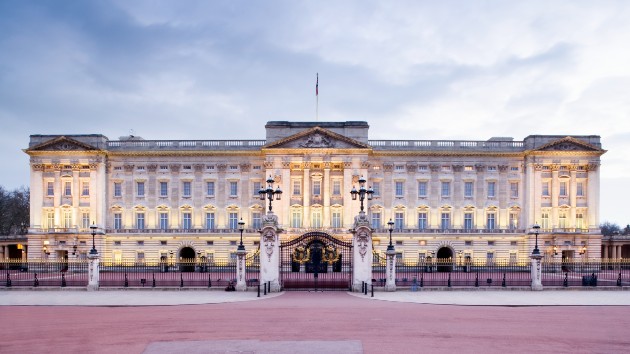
[263, 126, 371, 149]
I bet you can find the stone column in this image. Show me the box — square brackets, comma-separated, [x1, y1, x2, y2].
[259, 212, 282, 292]
[87, 253, 100, 291]
[351, 213, 372, 291]
[235, 248, 247, 291]
[603, 244, 608, 259]
[385, 248, 396, 292]
[530, 253, 543, 291]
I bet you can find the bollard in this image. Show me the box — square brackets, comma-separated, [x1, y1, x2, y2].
[617, 272, 622, 287]
[420, 274, 424, 288]
[5, 272, 11, 288]
[61, 273, 66, 287]
[264, 282, 267, 295]
[34, 273, 39, 287]
[124, 273, 129, 288]
[502, 273, 506, 288]
[208, 274, 212, 288]
[267, 281, 271, 293]
[447, 273, 451, 288]
[371, 284, 374, 297]
[364, 282, 368, 295]
[180, 274, 184, 288]
[258, 284, 261, 297]
[475, 273, 479, 287]
[152, 273, 156, 288]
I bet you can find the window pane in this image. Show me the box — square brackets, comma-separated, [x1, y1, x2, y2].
[206, 212, 215, 229]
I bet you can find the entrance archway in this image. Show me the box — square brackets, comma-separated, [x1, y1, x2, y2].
[436, 247, 453, 272]
[179, 247, 196, 272]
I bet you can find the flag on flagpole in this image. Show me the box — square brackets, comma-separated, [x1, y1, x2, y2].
[316, 73, 318, 96]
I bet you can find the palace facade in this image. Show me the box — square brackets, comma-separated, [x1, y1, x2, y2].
[23, 121, 609, 264]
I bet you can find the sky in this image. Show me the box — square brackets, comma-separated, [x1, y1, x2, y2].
[0, 1, 629, 226]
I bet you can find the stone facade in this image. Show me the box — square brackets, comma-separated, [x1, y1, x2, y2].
[23, 121, 608, 264]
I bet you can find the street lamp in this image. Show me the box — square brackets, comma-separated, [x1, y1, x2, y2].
[89, 223, 98, 255]
[237, 218, 246, 251]
[259, 175, 282, 213]
[531, 224, 541, 256]
[387, 219, 395, 251]
[350, 176, 373, 213]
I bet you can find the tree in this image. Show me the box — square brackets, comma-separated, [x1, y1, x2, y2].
[600, 221, 621, 236]
[0, 186, 29, 235]
[623, 225, 630, 236]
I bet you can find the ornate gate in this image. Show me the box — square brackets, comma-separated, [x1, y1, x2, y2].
[280, 232, 353, 291]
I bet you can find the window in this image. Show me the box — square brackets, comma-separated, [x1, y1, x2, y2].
[114, 241, 121, 246]
[542, 181, 550, 196]
[418, 181, 428, 197]
[464, 212, 473, 230]
[509, 253, 517, 264]
[576, 182, 584, 197]
[396, 165, 405, 171]
[510, 241, 518, 246]
[559, 182, 567, 196]
[160, 182, 168, 197]
[292, 180, 301, 196]
[541, 212, 549, 230]
[159, 212, 168, 230]
[441, 165, 451, 172]
[332, 211, 342, 228]
[441, 181, 450, 197]
[160, 240, 167, 246]
[511, 166, 519, 171]
[82, 212, 90, 229]
[487, 213, 496, 230]
[510, 182, 518, 198]
[137, 241, 144, 246]
[576, 213, 585, 230]
[487, 252, 494, 265]
[509, 213, 518, 230]
[114, 182, 122, 197]
[205, 212, 215, 229]
[81, 182, 89, 196]
[253, 182, 261, 196]
[464, 166, 474, 172]
[137, 181, 145, 197]
[252, 212, 262, 229]
[332, 180, 341, 196]
[229, 181, 238, 196]
[46, 182, 54, 196]
[311, 210, 322, 228]
[488, 241, 495, 246]
[291, 209, 302, 228]
[371, 212, 381, 229]
[441, 212, 450, 230]
[229, 212, 238, 229]
[395, 212, 404, 229]
[64, 181, 72, 196]
[206, 241, 214, 245]
[313, 180, 321, 196]
[204, 181, 214, 196]
[464, 182, 473, 198]
[372, 182, 380, 196]
[465, 240, 472, 246]
[487, 166, 497, 172]
[137, 213, 145, 229]
[114, 213, 122, 230]
[63, 211, 72, 228]
[183, 181, 192, 197]
[487, 181, 496, 198]
[418, 212, 427, 230]
[559, 212, 567, 228]
[182, 212, 192, 229]
[47, 212, 55, 229]
[395, 181, 404, 197]
[418, 165, 428, 172]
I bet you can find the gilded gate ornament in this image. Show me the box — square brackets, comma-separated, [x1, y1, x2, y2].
[292, 244, 311, 264]
[321, 243, 340, 265]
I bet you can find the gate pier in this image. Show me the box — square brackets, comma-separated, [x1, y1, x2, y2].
[259, 212, 282, 292]
[351, 212, 373, 292]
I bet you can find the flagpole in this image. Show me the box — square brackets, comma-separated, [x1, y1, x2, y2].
[316, 73, 319, 122]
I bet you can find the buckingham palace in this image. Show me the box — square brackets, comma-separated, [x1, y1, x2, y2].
[23, 121, 607, 265]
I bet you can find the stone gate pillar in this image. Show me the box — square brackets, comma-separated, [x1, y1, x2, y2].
[87, 253, 100, 291]
[385, 248, 396, 291]
[259, 212, 282, 292]
[235, 248, 247, 291]
[350, 212, 372, 292]
[530, 253, 543, 291]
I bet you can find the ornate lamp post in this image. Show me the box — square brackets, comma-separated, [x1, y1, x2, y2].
[387, 219, 395, 251]
[259, 175, 282, 213]
[532, 224, 541, 256]
[238, 218, 246, 251]
[350, 176, 373, 213]
[89, 223, 98, 255]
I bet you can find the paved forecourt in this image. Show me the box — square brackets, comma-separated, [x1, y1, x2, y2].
[1, 291, 629, 354]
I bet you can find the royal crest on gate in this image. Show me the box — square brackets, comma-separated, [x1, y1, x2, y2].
[292, 244, 311, 264]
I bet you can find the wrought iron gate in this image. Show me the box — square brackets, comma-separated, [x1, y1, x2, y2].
[280, 232, 352, 291]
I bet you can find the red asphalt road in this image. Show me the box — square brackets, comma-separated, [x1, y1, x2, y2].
[1, 292, 629, 354]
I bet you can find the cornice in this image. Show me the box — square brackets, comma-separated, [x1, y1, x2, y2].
[24, 150, 107, 157]
[107, 151, 264, 157]
[372, 151, 525, 158]
[261, 148, 371, 155]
